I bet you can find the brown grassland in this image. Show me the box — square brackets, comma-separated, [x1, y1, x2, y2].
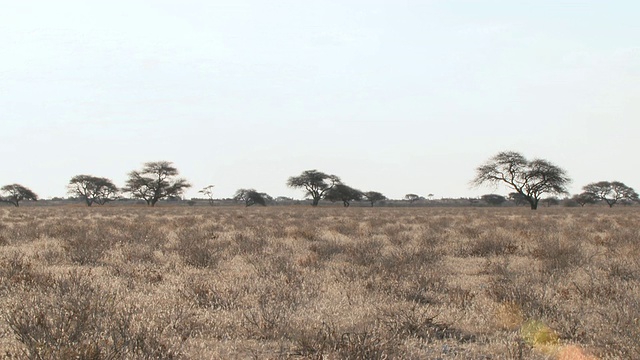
[0, 206, 638, 359]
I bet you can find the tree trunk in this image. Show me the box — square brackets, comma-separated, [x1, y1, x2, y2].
[312, 198, 320, 206]
[529, 200, 539, 210]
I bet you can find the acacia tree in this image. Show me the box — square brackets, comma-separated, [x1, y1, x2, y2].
[572, 192, 597, 207]
[364, 191, 386, 207]
[68, 175, 119, 206]
[582, 181, 639, 207]
[0, 184, 38, 207]
[199, 185, 215, 206]
[124, 161, 191, 206]
[233, 188, 268, 207]
[472, 151, 571, 210]
[404, 194, 420, 204]
[324, 184, 363, 207]
[287, 170, 341, 206]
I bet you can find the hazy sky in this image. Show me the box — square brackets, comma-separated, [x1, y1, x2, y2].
[1, 1, 638, 200]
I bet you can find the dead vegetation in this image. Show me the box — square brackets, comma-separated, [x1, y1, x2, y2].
[0, 206, 637, 359]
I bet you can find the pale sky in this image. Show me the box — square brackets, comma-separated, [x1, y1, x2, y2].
[1, 1, 638, 200]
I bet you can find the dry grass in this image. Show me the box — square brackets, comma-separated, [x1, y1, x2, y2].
[0, 206, 638, 359]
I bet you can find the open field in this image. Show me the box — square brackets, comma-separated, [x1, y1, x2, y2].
[0, 206, 638, 359]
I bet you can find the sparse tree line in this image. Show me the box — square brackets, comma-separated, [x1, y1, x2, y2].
[0, 161, 191, 208]
[472, 151, 638, 210]
[0, 152, 637, 209]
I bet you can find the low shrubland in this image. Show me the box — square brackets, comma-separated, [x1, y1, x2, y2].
[0, 206, 637, 359]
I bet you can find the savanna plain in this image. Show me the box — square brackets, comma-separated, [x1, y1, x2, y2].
[0, 206, 638, 359]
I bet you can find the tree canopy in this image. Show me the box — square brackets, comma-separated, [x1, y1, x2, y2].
[68, 175, 119, 206]
[0, 184, 38, 207]
[363, 191, 386, 207]
[404, 194, 420, 204]
[287, 170, 341, 206]
[582, 181, 638, 207]
[233, 188, 269, 206]
[199, 185, 215, 206]
[324, 184, 363, 207]
[472, 151, 571, 210]
[572, 192, 597, 207]
[124, 161, 191, 206]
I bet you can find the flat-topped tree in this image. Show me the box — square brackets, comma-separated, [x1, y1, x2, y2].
[0, 184, 38, 207]
[364, 191, 386, 207]
[124, 161, 191, 206]
[199, 185, 215, 206]
[233, 188, 269, 207]
[324, 184, 363, 207]
[472, 151, 571, 210]
[404, 194, 420, 204]
[582, 181, 638, 207]
[68, 175, 119, 206]
[572, 192, 597, 207]
[287, 170, 341, 206]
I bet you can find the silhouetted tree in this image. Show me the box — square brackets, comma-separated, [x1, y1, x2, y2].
[364, 191, 386, 207]
[481, 194, 506, 206]
[0, 184, 38, 207]
[582, 181, 638, 207]
[233, 188, 268, 206]
[124, 161, 191, 206]
[324, 184, 363, 207]
[572, 192, 597, 207]
[198, 185, 215, 206]
[472, 151, 571, 210]
[68, 175, 119, 206]
[404, 194, 420, 204]
[287, 170, 341, 206]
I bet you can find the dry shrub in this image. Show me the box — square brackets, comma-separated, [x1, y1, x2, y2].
[468, 234, 519, 257]
[380, 304, 463, 341]
[308, 239, 344, 260]
[110, 263, 165, 286]
[344, 239, 383, 267]
[241, 293, 292, 340]
[289, 226, 319, 241]
[590, 290, 640, 359]
[0, 231, 7, 246]
[112, 218, 168, 247]
[122, 243, 157, 264]
[0, 252, 49, 292]
[175, 226, 226, 268]
[0, 206, 638, 358]
[6, 271, 148, 358]
[181, 276, 243, 311]
[531, 234, 583, 272]
[233, 230, 268, 255]
[60, 224, 113, 265]
[3, 221, 44, 244]
[292, 322, 393, 360]
[486, 260, 559, 321]
[4, 270, 193, 359]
